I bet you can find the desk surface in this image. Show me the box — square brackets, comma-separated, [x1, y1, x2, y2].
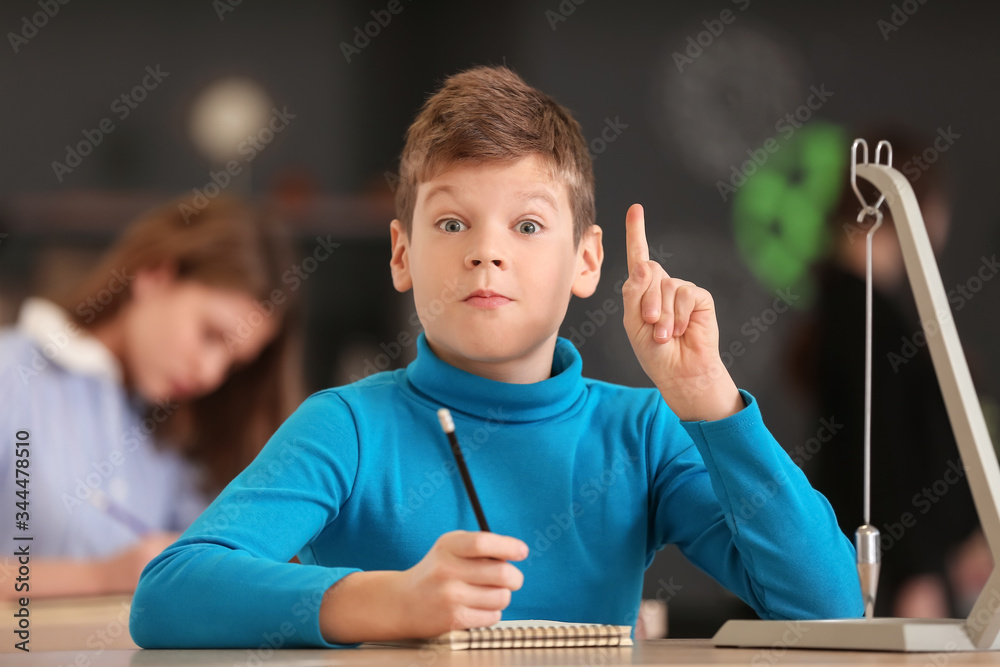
[2, 594, 137, 654]
[7, 640, 1000, 666]
[6, 597, 1000, 665]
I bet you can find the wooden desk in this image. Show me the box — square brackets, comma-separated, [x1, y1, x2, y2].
[5, 597, 1000, 665]
[1, 595, 137, 654]
[6, 640, 1000, 666]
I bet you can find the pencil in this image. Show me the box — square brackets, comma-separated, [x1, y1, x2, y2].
[88, 488, 152, 536]
[437, 408, 491, 532]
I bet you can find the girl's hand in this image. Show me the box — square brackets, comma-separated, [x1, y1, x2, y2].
[104, 532, 181, 592]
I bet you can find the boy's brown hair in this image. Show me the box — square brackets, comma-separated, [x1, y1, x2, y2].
[396, 65, 595, 246]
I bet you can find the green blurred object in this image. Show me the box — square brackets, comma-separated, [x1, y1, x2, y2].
[732, 122, 846, 304]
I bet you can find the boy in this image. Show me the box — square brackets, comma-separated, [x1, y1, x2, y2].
[131, 65, 862, 649]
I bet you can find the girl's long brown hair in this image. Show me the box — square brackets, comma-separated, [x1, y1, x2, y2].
[53, 194, 305, 495]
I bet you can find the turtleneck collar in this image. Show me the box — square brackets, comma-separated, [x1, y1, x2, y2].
[403, 332, 586, 423]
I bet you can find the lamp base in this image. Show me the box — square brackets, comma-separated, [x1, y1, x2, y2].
[712, 618, 999, 652]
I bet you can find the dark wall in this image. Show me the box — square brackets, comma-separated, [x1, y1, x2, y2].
[2, 0, 998, 636]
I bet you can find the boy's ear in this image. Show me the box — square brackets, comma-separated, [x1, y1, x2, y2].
[571, 224, 604, 299]
[389, 219, 413, 292]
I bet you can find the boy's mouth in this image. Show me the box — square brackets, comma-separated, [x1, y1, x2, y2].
[464, 289, 512, 309]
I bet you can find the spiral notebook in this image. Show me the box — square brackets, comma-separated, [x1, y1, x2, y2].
[372, 619, 633, 650]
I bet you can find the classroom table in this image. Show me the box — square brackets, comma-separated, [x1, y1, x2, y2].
[6, 596, 1000, 666]
[2, 594, 138, 654]
[9, 640, 1000, 666]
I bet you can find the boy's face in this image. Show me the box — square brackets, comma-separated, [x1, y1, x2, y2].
[389, 154, 603, 381]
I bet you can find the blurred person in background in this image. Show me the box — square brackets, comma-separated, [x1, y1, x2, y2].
[0, 194, 304, 599]
[789, 125, 989, 618]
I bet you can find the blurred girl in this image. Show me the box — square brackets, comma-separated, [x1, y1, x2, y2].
[0, 194, 304, 598]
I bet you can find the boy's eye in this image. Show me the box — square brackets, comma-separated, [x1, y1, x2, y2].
[438, 219, 468, 233]
[516, 220, 539, 235]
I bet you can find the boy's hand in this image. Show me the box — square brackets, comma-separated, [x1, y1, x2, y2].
[623, 203, 744, 421]
[397, 531, 527, 637]
[319, 531, 527, 644]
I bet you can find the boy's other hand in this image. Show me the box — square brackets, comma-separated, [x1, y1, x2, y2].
[398, 530, 527, 637]
[623, 203, 744, 422]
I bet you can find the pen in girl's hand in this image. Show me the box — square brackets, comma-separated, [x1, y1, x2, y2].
[437, 408, 491, 532]
[89, 488, 153, 536]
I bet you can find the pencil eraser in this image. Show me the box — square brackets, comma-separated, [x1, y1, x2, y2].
[437, 408, 455, 433]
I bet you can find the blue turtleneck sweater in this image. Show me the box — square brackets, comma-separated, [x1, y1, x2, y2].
[131, 333, 862, 648]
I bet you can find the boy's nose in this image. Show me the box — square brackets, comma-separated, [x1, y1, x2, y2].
[466, 244, 505, 268]
[465, 226, 507, 269]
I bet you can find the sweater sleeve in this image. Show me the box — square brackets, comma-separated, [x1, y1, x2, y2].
[648, 389, 864, 620]
[130, 390, 362, 649]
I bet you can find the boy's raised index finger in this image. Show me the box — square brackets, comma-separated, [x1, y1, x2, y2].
[625, 203, 649, 275]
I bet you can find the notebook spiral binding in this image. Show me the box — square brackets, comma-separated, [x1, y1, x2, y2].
[461, 623, 627, 649]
